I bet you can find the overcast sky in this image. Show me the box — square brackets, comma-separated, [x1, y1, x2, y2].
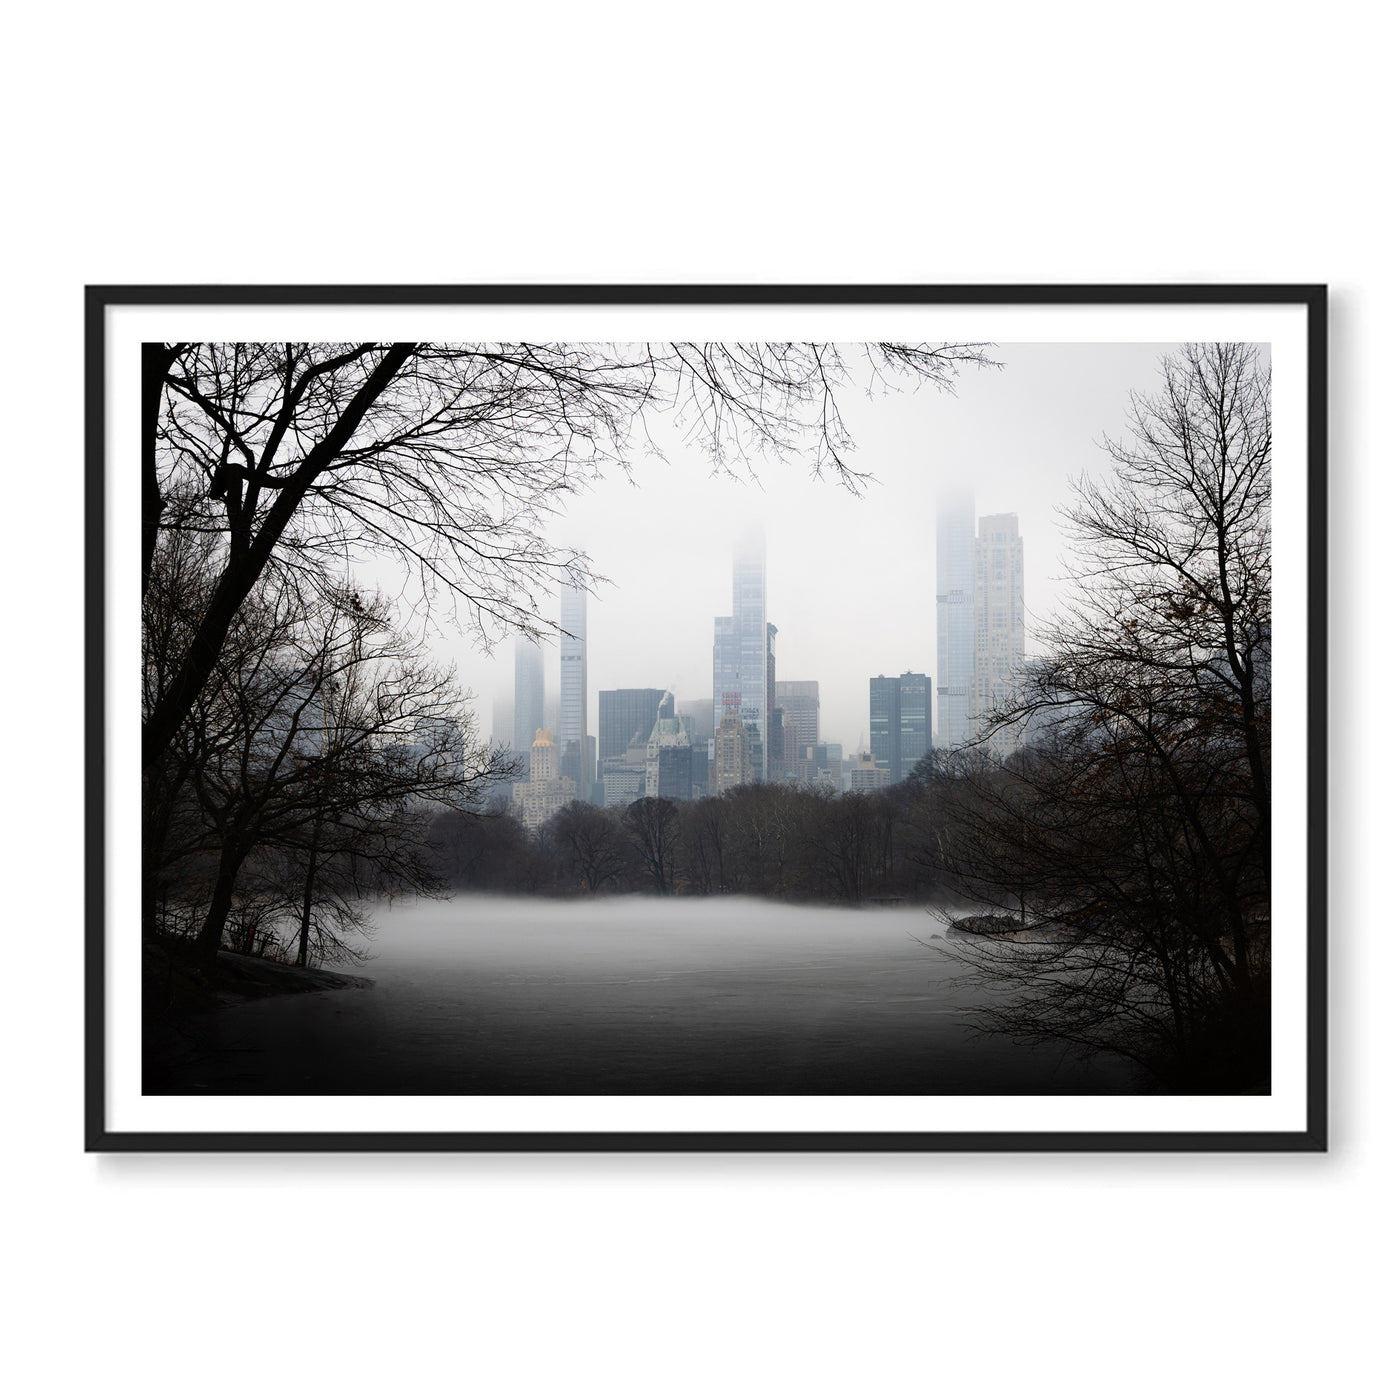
[429, 342, 1184, 752]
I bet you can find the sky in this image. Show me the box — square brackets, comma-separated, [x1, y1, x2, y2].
[430, 342, 1184, 753]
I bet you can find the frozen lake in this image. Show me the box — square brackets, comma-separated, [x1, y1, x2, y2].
[146, 895, 1139, 1095]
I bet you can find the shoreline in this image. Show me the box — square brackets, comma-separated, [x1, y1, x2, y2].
[144, 943, 373, 1022]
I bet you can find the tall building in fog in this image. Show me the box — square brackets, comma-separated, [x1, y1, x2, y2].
[869, 672, 934, 784]
[765, 622, 780, 780]
[713, 528, 768, 781]
[712, 706, 753, 794]
[781, 715, 802, 779]
[599, 688, 669, 763]
[712, 616, 738, 726]
[513, 636, 544, 754]
[491, 695, 514, 751]
[559, 581, 589, 787]
[937, 493, 975, 748]
[972, 512, 1026, 758]
[774, 681, 819, 748]
[678, 698, 714, 743]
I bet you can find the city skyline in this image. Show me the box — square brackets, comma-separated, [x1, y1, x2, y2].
[440, 342, 1182, 752]
[499, 509, 1005, 794]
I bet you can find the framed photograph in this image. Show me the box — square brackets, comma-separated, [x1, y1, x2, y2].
[88, 285, 1326, 1151]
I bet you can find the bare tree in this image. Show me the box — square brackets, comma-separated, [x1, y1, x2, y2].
[726, 784, 802, 895]
[145, 532, 511, 965]
[676, 798, 730, 894]
[623, 797, 680, 894]
[423, 809, 534, 893]
[897, 746, 984, 894]
[798, 790, 894, 903]
[941, 344, 1271, 1090]
[546, 801, 629, 894]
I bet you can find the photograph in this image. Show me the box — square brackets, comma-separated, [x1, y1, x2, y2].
[90, 287, 1324, 1149]
[21, 12, 1389, 1396]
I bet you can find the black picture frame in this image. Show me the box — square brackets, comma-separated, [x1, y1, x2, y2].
[87, 284, 1327, 1152]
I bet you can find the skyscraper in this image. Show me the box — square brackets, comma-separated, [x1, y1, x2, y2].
[513, 636, 544, 754]
[491, 695, 514, 751]
[765, 621, 779, 780]
[937, 493, 975, 748]
[898, 671, 935, 779]
[712, 616, 738, 731]
[781, 715, 802, 779]
[870, 675, 897, 777]
[774, 681, 820, 748]
[598, 688, 669, 763]
[511, 727, 577, 830]
[559, 581, 589, 786]
[713, 527, 768, 781]
[712, 706, 753, 794]
[678, 698, 714, 743]
[868, 669, 935, 784]
[869, 671, 934, 784]
[972, 512, 1026, 758]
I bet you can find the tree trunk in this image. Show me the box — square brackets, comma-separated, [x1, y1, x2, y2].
[141, 343, 180, 600]
[195, 840, 246, 965]
[296, 826, 322, 968]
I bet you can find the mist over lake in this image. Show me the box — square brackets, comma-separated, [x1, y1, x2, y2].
[146, 895, 1137, 1095]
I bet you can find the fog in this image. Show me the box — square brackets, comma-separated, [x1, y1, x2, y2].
[148, 895, 1136, 1095]
[440, 342, 1182, 750]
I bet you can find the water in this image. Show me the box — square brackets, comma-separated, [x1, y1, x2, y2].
[146, 895, 1138, 1095]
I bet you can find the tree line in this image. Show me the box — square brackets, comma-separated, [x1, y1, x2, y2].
[424, 772, 957, 905]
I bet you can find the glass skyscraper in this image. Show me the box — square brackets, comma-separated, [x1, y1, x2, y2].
[869, 672, 934, 784]
[713, 527, 768, 780]
[513, 635, 544, 754]
[599, 688, 668, 763]
[774, 680, 820, 748]
[712, 616, 739, 721]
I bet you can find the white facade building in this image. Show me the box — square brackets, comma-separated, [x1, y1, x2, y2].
[511, 727, 577, 830]
[971, 512, 1026, 758]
